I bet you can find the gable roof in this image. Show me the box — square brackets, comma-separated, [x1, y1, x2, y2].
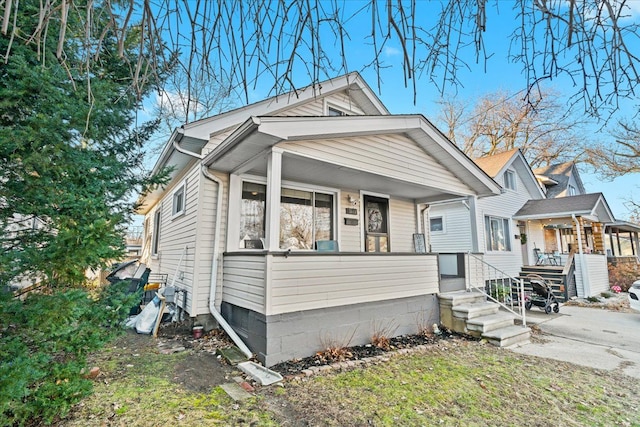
[533, 162, 586, 198]
[474, 149, 520, 178]
[473, 149, 546, 199]
[513, 193, 614, 222]
[151, 72, 388, 176]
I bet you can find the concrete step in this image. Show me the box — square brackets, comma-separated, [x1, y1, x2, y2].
[452, 302, 499, 320]
[465, 312, 516, 336]
[438, 290, 485, 308]
[482, 325, 531, 347]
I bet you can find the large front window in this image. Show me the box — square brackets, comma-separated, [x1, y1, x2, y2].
[238, 181, 335, 250]
[485, 216, 511, 251]
[280, 189, 334, 250]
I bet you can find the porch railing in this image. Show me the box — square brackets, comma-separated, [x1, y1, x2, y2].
[465, 252, 526, 327]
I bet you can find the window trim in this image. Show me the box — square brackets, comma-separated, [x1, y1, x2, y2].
[429, 216, 445, 234]
[503, 170, 516, 191]
[233, 175, 339, 251]
[171, 180, 187, 218]
[484, 215, 512, 252]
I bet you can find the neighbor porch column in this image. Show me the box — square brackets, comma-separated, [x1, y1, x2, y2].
[467, 195, 480, 253]
[265, 148, 283, 251]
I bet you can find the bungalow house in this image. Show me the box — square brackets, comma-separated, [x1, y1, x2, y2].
[431, 151, 616, 300]
[137, 73, 504, 366]
[534, 162, 640, 264]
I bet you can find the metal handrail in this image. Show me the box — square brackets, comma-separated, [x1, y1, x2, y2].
[465, 252, 527, 327]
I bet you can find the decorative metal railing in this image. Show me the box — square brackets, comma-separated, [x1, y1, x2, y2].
[465, 252, 526, 327]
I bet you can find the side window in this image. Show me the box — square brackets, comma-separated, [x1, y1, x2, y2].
[152, 209, 161, 256]
[485, 216, 511, 251]
[430, 216, 444, 233]
[172, 182, 186, 217]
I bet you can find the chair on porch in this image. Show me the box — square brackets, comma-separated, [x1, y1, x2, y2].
[533, 248, 548, 265]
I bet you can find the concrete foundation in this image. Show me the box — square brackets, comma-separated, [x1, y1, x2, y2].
[221, 294, 439, 367]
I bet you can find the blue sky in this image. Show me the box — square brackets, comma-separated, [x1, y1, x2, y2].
[150, 1, 639, 220]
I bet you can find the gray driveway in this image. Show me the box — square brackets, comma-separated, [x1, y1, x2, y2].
[512, 304, 640, 378]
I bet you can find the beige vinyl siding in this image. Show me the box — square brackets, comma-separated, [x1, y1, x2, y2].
[339, 189, 362, 251]
[281, 134, 472, 195]
[148, 163, 201, 314]
[266, 254, 439, 315]
[222, 255, 266, 313]
[575, 254, 609, 297]
[203, 128, 236, 157]
[389, 198, 417, 252]
[275, 91, 367, 117]
[429, 202, 473, 253]
[478, 167, 541, 277]
[191, 171, 230, 315]
[275, 97, 324, 116]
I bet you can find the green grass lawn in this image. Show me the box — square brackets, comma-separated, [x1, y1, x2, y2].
[63, 334, 640, 426]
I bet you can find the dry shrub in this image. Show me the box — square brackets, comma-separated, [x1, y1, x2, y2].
[371, 320, 398, 351]
[316, 328, 357, 363]
[415, 309, 435, 337]
[608, 262, 640, 292]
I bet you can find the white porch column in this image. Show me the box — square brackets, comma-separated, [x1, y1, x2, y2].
[265, 148, 283, 251]
[467, 196, 480, 253]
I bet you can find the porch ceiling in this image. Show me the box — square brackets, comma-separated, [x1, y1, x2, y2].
[244, 152, 464, 202]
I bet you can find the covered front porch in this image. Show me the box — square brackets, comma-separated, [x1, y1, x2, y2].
[514, 193, 615, 297]
[201, 115, 502, 365]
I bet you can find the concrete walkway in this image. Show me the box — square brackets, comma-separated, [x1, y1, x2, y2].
[511, 304, 640, 378]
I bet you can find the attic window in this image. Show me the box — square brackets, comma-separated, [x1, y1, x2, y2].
[568, 185, 577, 196]
[327, 106, 347, 116]
[504, 170, 516, 190]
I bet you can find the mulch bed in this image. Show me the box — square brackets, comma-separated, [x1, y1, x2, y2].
[271, 329, 470, 375]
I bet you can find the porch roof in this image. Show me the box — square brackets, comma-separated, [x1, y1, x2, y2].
[606, 220, 640, 233]
[202, 115, 502, 201]
[513, 193, 615, 222]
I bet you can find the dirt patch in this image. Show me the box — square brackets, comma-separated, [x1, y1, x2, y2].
[173, 352, 234, 392]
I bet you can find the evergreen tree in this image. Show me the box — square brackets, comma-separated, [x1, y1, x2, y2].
[0, 1, 167, 287]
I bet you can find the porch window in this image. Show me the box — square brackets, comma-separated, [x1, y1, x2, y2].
[239, 182, 266, 248]
[485, 216, 511, 251]
[280, 189, 334, 250]
[504, 170, 516, 190]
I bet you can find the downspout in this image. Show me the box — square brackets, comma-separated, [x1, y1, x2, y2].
[172, 128, 252, 358]
[201, 165, 253, 358]
[572, 214, 590, 297]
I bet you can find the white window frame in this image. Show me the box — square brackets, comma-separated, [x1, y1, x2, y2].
[171, 180, 187, 218]
[568, 184, 577, 196]
[504, 170, 516, 191]
[152, 208, 161, 257]
[229, 174, 339, 251]
[324, 99, 351, 116]
[429, 216, 445, 234]
[484, 215, 512, 252]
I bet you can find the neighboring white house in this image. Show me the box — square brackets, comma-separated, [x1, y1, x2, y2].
[429, 149, 546, 277]
[431, 151, 617, 299]
[137, 72, 503, 366]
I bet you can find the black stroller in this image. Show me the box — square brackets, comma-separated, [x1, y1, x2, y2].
[524, 274, 560, 314]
